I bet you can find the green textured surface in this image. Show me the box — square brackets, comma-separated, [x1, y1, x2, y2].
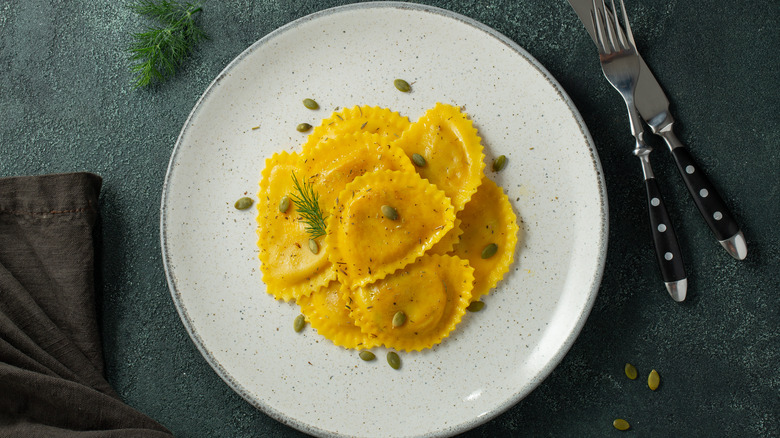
[1, 0, 778, 436]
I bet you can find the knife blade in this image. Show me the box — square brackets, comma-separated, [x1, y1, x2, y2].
[567, 0, 747, 261]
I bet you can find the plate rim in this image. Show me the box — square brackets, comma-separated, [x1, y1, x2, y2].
[160, 2, 609, 437]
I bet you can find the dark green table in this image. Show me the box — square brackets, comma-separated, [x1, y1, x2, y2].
[2, 1, 778, 436]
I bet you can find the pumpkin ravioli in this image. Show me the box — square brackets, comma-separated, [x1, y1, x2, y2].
[393, 103, 485, 211]
[347, 254, 474, 351]
[303, 106, 410, 155]
[326, 169, 455, 289]
[256, 103, 522, 353]
[256, 151, 336, 301]
[297, 280, 376, 350]
[300, 132, 415, 216]
[429, 218, 463, 255]
[451, 178, 520, 301]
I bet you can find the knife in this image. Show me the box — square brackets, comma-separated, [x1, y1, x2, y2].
[568, 0, 747, 261]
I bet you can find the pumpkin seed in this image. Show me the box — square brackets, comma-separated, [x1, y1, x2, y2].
[308, 239, 319, 254]
[296, 123, 312, 132]
[624, 363, 638, 380]
[359, 351, 376, 361]
[387, 351, 401, 369]
[278, 196, 290, 213]
[481, 243, 498, 259]
[392, 311, 406, 327]
[492, 155, 507, 172]
[411, 153, 427, 167]
[612, 419, 630, 431]
[466, 301, 485, 312]
[394, 79, 411, 92]
[293, 314, 306, 332]
[381, 205, 398, 221]
[303, 98, 319, 110]
[234, 197, 253, 210]
[648, 369, 660, 390]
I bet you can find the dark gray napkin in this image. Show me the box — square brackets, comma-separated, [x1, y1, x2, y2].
[0, 173, 172, 437]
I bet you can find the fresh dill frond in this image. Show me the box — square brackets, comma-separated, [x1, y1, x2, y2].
[290, 173, 328, 240]
[129, 0, 207, 88]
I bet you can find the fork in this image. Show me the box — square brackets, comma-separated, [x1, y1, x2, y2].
[592, 0, 687, 301]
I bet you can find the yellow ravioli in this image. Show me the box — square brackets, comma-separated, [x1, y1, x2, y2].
[451, 178, 520, 301]
[297, 280, 376, 349]
[300, 132, 415, 216]
[256, 152, 337, 301]
[429, 218, 463, 255]
[303, 106, 410, 155]
[326, 169, 455, 289]
[393, 103, 485, 211]
[347, 254, 474, 351]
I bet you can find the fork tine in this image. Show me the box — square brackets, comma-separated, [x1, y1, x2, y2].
[617, 0, 637, 48]
[609, 0, 629, 50]
[591, 0, 608, 53]
[600, 0, 620, 53]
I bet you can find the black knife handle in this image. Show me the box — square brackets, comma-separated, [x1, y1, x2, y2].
[645, 177, 687, 283]
[670, 147, 740, 241]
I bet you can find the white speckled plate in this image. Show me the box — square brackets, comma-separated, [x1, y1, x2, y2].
[161, 2, 607, 437]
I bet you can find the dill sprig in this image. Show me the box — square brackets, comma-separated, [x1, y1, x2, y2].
[290, 173, 328, 240]
[129, 0, 207, 88]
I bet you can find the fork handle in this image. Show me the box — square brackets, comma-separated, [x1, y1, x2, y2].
[644, 177, 687, 297]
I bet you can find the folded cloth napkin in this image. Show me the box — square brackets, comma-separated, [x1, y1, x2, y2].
[0, 173, 172, 437]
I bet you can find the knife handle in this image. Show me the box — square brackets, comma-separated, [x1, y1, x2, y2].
[670, 146, 742, 240]
[644, 177, 687, 285]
